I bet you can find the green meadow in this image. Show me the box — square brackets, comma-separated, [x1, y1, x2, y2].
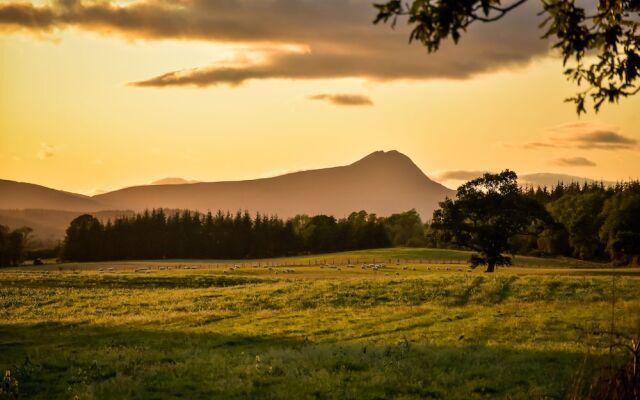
[1, 248, 639, 399]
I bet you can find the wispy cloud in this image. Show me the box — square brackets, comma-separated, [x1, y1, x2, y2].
[36, 142, 57, 159]
[307, 94, 373, 107]
[433, 170, 492, 182]
[0, 0, 548, 88]
[549, 156, 596, 167]
[525, 121, 638, 150]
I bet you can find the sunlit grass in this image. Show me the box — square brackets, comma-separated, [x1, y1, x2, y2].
[1, 248, 638, 399]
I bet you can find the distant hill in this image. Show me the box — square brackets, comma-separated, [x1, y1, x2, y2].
[519, 173, 615, 188]
[0, 209, 135, 246]
[93, 150, 454, 219]
[0, 179, 105, 211]
[434, 171, 616, 190]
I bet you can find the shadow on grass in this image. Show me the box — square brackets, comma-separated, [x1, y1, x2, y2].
[488, 276, 519, 304]
[0, 275, 268, 290]
[564, 270, 640, 277]
[0, 322, 612, 400]
[451, 277, 485, 307]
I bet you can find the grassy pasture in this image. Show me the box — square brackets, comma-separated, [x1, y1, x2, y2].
[1, 248, 639, 399]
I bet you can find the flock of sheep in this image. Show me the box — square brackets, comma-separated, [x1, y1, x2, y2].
[90, 262, 473, 274]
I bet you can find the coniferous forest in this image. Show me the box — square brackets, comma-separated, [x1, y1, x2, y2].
[60, 210, 394, 261]
[57, 179, 640, 265]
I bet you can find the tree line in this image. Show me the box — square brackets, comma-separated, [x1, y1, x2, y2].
[3, 175, 638, 267]
[427, 178, 640, 267]
[60, 209, 427, 262]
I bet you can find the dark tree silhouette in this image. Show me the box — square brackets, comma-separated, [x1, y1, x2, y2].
[431, 170, 549, 272]
[60, 209, 394, 262]
[374, 0, 640, 114]
[0, 225, 31, 266]
[599, 189, 640, 265]
[62, 215, 104, 261]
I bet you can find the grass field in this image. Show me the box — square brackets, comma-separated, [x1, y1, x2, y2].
[1, 248, 639, 399]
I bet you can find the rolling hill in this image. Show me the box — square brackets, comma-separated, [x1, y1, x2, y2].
[0, 179, 105, 212]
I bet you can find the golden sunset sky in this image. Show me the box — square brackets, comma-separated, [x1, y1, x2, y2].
[1, 0, 639, 195]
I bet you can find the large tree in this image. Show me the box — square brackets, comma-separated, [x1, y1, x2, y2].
[431, 170, 548, 272]
[374, 0, 640, 114]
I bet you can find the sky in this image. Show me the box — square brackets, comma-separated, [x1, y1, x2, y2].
[1, 0, 639, 195]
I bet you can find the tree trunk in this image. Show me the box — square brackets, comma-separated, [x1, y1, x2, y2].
[485, 261, 495, 273]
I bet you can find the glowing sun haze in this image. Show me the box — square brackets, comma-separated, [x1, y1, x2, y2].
[1, 0, 639, 195]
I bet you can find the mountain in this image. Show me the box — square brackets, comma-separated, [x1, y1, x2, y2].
[0, 179, 105, 212]
[0, 151, 454, 240]
[94, 150, 454, 219]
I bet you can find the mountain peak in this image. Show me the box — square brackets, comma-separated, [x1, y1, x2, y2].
[350, 150, 433, 181]
[352, 150, 412, 166]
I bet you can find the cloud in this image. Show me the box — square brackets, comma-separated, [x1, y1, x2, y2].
[151, 177, 200, 185]
[0, 3, 55, 30]
[522, 142, 556, 149]
[0, 0, 549, 87]
[433, 170, 615, 189]
[36, 143, 56, 159]
[525, 121, 638, 150]
[549, 156, 596, 167]
[433, 170, 492, 182]
[307, 94, 373, 106]
[83, 187, 108, 196]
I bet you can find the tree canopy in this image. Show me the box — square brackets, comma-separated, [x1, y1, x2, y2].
[431, 170, 549, 272]
[374, 0, 640, 114]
